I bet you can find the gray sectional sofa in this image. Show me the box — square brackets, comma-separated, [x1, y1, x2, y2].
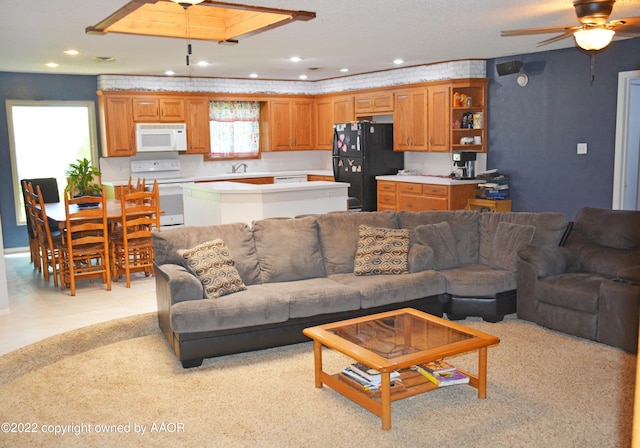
[153, 210, 568, 367]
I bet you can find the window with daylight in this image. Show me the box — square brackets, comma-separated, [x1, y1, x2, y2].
[206, 101, 260, 160]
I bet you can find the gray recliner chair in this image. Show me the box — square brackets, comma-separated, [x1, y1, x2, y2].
[517, 207, 640, 353]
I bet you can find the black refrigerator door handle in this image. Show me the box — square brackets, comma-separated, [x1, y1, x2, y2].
[332, 127, 339, 157]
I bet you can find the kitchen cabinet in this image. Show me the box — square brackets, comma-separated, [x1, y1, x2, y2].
[376, 179, 477, 211]
[466, 198, 512, 212]
[98, 94, 135, 157]
[314, 94, 354, 149]
[263, 98, 314, 151]
[427, 84, 450, 152]
[132, 97, 185, 122]
[354, 90, 394, 115]
[307, 174, 334, 182]
[450, 78, 488, 153]
[393, 87, 427, 151]
[185, 98, 210, 154]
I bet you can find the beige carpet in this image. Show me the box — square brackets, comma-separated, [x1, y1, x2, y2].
[0, 313, 635, 448]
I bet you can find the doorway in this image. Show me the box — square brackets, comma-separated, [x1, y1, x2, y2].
[613, 70, 640, 210]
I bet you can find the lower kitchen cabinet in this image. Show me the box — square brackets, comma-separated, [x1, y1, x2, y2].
[377, 180, 477, 211]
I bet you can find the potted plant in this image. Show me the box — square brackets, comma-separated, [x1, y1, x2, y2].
[65, 157, 102, 200]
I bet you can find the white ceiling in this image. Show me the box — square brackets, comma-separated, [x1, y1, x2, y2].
[1, 0, 639, 81]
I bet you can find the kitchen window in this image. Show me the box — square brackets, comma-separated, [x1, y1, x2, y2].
[205, 101, 260, 160]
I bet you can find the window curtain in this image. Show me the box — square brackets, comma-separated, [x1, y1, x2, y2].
[209, 101, 259, 156]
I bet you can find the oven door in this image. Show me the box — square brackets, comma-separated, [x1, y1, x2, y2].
[157, 183, 185, 227]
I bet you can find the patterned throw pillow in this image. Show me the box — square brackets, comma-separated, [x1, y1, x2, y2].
[354, 225, 409, 276]
[177, 239, 246, 299]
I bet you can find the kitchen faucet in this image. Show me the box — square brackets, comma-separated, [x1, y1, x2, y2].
[231, 163, 248, 174]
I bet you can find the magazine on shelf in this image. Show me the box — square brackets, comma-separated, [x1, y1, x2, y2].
[418, 360, 456, 375]
[348, 363, 400, 385]
[417, 366, 469, 387]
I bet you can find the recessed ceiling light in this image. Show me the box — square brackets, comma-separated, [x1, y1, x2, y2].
[45, 62, 59, 68]
[290, 56, 302, 62]
[196, 61, 209, 66]
[340, 68, 349, 73]
[165, 70, 176, 76]
[298, 74, 308, 80]
[64, 50, 79, 56]
[249, 73, 258, 78]
[393, 58, 404, 65]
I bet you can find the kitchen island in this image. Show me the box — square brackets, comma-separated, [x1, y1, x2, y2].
[182, 181, 349, 226]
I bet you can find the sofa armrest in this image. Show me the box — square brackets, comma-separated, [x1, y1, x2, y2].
[598, 279, 640, 352]
[517, 245, 574, 278]
[154, 263, 204, 304]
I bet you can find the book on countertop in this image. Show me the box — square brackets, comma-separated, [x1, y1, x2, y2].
[417, 360, 456, 375]
[417, 366, 469, 387]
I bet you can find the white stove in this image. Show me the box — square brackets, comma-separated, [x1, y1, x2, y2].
[130, 159, 192, 227]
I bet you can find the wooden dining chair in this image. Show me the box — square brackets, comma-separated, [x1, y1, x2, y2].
[22, 181, 41, 271]
[21, 178, 60, 268]
[58, 186, 111, 296]
[110, 180, 160, 287]
[32, 184, 61, 287]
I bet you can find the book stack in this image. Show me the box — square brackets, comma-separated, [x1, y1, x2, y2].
[341, 363, 401, 392]
[416, 360, 469, 387]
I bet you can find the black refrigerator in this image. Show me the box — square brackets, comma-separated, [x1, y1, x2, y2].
[332, 122, 403, 211]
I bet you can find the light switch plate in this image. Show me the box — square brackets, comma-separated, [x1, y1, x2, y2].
[577, 143, 587, 154]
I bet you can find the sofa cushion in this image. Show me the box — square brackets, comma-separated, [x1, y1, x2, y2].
[177, 239, 247, 299]
[489, 222, 535, 272]
[252, 216, 326, 283]
[414, 222, 460, 270]
[479, 212, 569, 265]
[439, 264, 517, 297]
[536, 273, 605, 313]
[152, 223, 262, 286]
[263, 278, 362, 318]
[354, 225, 409, 275]
[170, 284, 289, 333]
[330, 270, 446, 309]
[317, 210, 398, 275]
[398, 210, 480, 265]
[570, 207, 640, 249]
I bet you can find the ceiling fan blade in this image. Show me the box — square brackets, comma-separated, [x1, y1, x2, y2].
[536, 30, 576, 46]
[501, 25, 579, 37]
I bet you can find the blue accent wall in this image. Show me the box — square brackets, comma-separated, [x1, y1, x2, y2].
[0, 72, 98, 249]
[487, 37, 640, 219]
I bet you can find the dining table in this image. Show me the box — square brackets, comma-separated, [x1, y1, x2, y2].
[42, 200, 163, 228]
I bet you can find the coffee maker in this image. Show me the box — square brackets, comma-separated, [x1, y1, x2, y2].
[452, 152, 477, 179]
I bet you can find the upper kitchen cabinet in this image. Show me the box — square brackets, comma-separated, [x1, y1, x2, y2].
[98, 93, 135, 157]
[450, 78, 488, 153]
[354, 90, 394, 116]
[393, 87, 427, 151]
[314, 94, 354, 150]
[427, 83, 450, 152]
[262, 97, 314, 151]
[132, 96, 185, 122]
[185, 98, 211, 154]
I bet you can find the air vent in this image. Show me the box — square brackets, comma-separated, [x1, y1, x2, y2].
[92, 56, 116, 63]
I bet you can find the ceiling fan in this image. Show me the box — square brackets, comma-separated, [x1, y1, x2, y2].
[501, 0, 640, 51]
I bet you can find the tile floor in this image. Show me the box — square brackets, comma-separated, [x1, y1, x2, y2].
[0, 252, 157, 356]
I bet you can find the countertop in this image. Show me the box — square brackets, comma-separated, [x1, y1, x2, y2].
[102, 170, 334, 186]
[182, 180, 347, 194]
[376, 174, 483, 185]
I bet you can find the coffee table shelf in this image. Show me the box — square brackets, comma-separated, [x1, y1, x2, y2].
[303, 308, 499, 430]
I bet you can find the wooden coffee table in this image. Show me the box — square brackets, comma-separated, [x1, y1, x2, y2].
[302, 308, 500, 430]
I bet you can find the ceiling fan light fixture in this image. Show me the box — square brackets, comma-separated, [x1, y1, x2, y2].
[171, 0, 204, 7]
[574, 27, 615, 51]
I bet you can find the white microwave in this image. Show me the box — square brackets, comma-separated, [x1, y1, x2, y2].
[135, 123, 187, 152]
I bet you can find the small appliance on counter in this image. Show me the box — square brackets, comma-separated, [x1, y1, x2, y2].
[452, 152, 477, 179]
